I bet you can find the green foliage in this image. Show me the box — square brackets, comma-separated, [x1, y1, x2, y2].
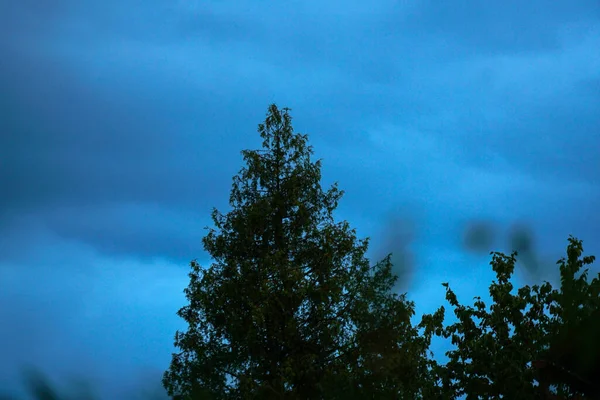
[163, 104, 438, 399]
[420, 236, 599, 399]
[163, 103, 598, 399]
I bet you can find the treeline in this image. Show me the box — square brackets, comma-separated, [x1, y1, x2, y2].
[7, 105, 598, 399]
[162, 105, 599, 399]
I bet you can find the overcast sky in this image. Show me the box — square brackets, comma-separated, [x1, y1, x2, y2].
[1, 1, 599, 398]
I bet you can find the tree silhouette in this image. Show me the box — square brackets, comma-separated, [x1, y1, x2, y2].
[163, 104, 439, 399]
[421, 236, 599, 399]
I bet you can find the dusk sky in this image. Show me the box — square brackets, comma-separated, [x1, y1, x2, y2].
[1, 1, 599, 398]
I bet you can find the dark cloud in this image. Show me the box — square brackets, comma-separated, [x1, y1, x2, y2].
[0, 29, 267, 261]
[0, 48, 238, 209]
[42, 203, 208, 263]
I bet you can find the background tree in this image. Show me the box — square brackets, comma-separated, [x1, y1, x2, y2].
[0, 367, 98, 400]
[163, 104, 440, 399]
[421, 236, 599, 399]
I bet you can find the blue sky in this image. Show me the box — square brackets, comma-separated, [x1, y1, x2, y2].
[1, 1, 599, 398]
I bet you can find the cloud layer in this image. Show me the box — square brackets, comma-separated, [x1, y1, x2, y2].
[1, 1, 598, 397]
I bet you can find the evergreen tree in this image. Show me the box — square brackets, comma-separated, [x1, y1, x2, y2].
[163, 104, 438, 399]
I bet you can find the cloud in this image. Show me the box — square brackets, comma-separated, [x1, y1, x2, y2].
[0, 0, 598, 397]
[0, 228, 187, 398]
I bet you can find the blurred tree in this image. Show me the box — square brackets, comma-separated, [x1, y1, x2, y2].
[22, 369, 61, 400]
[462, 220, 496, 254]
[507, 223, 542, 281]
[163, 104, 440, 399]
[0, 368, 98, 400]
[372, 212, 416, 293]
[420, 236, 599, 399]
